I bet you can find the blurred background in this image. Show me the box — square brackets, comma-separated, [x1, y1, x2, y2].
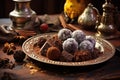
[0, 0, 120, 18]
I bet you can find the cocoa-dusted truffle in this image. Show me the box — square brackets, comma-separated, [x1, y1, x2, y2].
[46, 47, 61, 60]
[60, 51, 74, 62]
[92, 48, 102, 59]
[37, 37, 46, 48]
[58, 28, 72, 41]
[40, 35, 62, 56]
[72, 30, 86, 44]
[63, 38, 78, 54]
[79, 40, 94, 52]
[74, 50, 92, 62]
[50, 35, 63, 52]
[13, 50, 26, 62]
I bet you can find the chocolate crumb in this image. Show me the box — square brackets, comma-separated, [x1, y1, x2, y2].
[0, 58, 15, 69]
[2, 43, 16, 55]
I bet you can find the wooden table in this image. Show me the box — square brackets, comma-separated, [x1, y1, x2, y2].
[0, 15, 120, 80]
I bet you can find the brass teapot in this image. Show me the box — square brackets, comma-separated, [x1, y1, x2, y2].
[78, 3, 99, 30]
[96, 0, 117, 36]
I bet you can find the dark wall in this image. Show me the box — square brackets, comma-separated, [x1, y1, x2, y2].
[0, 0, 65, 18]
[0, 0, 120, 18]
[90, 0, 120, 14]
[0, 0, 6, 18]
[31, 0, 65, 15]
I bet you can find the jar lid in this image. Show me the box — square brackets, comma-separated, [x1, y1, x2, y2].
[103, 0, 114, 8]
[13, 0, 31, 2]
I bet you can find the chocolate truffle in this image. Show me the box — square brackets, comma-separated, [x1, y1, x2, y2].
[74, 50, 92, 62]
[72, 30, 86, 44]
[13, 50, 26, 62]
[46, 47, 61, 60]
[92, 48, 102, 59]
[37, 37, 46, 48]
[85, 36, 96, 47]
[50, 35, 63, 52]
[58, 28, 72, 41]
[40, 35, 62, 56]
[79, 40, 94, 52]
[63, 38, 78, 54]
[60, 51, 74, 62]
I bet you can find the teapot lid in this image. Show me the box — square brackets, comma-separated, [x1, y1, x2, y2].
[102, 0, 114, 10]
[88, 3, 93, 7]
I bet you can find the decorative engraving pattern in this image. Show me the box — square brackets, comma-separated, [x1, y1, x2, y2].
[22, 33, 115, 66]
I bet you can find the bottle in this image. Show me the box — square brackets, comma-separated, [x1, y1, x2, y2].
[9, 0, 36, 29]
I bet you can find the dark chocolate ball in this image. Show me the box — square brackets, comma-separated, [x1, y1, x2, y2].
[13, 50, 26, 62]
[46, 47, 61, 60]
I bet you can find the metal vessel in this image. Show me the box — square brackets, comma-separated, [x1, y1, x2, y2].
[96, 0, 117, 37]
[9, 0, 36, 29]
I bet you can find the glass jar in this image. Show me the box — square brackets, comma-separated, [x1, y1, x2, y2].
[9, 0, 36, 29]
